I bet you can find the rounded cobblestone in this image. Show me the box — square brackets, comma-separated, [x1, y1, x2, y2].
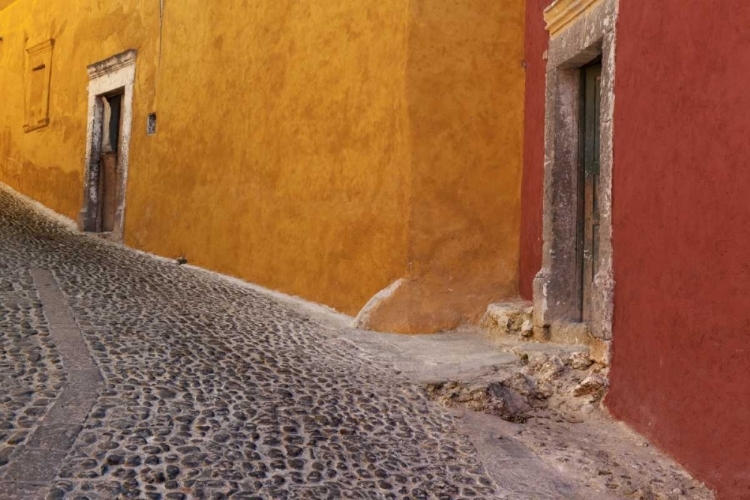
[0, 218, 65, 473]
[0, 190, 497, 499]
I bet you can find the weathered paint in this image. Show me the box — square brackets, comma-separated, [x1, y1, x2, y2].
[606, 2, 750, 498]
[363, 0, 526, 332]
[519, 0, 548, 300]
[80, 50, 137, 239]
[544, 0, 602, 37]
[0, 0, 159, 222]
[123, 0, 412, 319]
[0, 0, 525, 332]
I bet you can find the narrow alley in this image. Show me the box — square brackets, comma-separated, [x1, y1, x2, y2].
[0, 189, 498, 499]
[2, 0, 749, 497]
[0, 186, 712, 500]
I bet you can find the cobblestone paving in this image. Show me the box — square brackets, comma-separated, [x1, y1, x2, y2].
[0, 247, 65, 471]
[0, 189, 497, 499]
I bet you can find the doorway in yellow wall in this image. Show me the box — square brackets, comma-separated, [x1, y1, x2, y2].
[79, 50, 136, 242]
[98, 92, 123, 234]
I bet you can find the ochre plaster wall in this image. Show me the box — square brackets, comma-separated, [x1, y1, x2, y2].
[1, 0, 526, 333]
[364, 0, 526, 332]
[124, 0, 411, 316]
[0, 0, 159, 221]
[606, 1, 750, 497]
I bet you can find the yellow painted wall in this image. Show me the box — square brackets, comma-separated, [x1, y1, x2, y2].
[0, 0, 159, 221]
[125, 1, 411, 315]
[364, 0, 526, 332]
[0, 0, 525, 332]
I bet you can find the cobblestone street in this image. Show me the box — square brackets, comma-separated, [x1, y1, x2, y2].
[0, 190, 499, 500]
[0, 188, 718, 500]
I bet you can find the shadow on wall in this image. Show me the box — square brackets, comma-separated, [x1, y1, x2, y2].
[359, 0, 526, 334]
[2, 162, 82, 222]
[0, 0, 17, 12]
[0, 134, 82, 221]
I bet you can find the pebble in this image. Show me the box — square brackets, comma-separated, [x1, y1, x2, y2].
[0, 190, 496, 498]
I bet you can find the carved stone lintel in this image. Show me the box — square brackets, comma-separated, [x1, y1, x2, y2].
[26, 39, 54, 57]
[544, 0, 602, 37]
[87, 49, 137, 80]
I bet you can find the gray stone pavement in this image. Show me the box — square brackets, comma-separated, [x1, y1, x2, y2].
[0, 189, 559, 500]
[0, 188, 713, 500]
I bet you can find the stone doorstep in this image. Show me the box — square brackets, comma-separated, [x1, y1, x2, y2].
[482, 300, 534, 338]
[483, 300, 610, 366]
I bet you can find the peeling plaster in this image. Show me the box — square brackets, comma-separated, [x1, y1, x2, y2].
[79, 49, 136, 241]
[353, 279, 407, 329]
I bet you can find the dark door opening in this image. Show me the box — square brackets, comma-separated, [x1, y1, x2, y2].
[578, 61, 602, 323]
[98, 93, 122, 233]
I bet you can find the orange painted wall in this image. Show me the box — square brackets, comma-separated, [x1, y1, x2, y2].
[124, 1, 411, 316]
[364, 0, 526, 332]
[0, 0, 525, 332]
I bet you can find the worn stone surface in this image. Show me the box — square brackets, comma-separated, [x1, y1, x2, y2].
[0, 188, 716, 500]
[329, 323, 714, 499]
[0, 268, 103, 495]
[462, 410, 714, 500]
[483, 301, 613, 365]
[533, 0, 619, 344]
[332, 328, 520, 384]
[482, 301, 533, 339]
[0, 250, 65, 486]
[0, 189, 501, 499]
[421, 343, 713, 500]
[424, 347, 607, 424]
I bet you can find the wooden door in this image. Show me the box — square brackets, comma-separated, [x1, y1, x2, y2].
[580, 62, 602, 323]
[98, 93, 122, 233]
[99, 152, 118, 232]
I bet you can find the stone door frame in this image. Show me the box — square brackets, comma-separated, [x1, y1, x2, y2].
[79, 49, 137, 242]
[532, 0, 618, 354]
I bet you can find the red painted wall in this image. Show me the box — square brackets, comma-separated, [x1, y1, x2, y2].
[520, 0, 750, 496]
[607, 2, 750, 498]
[518, 0, 548, 299]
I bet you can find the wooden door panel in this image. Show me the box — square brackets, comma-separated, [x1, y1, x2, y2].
[581, 62, 602, 323]
[100, 152, 118, 233]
